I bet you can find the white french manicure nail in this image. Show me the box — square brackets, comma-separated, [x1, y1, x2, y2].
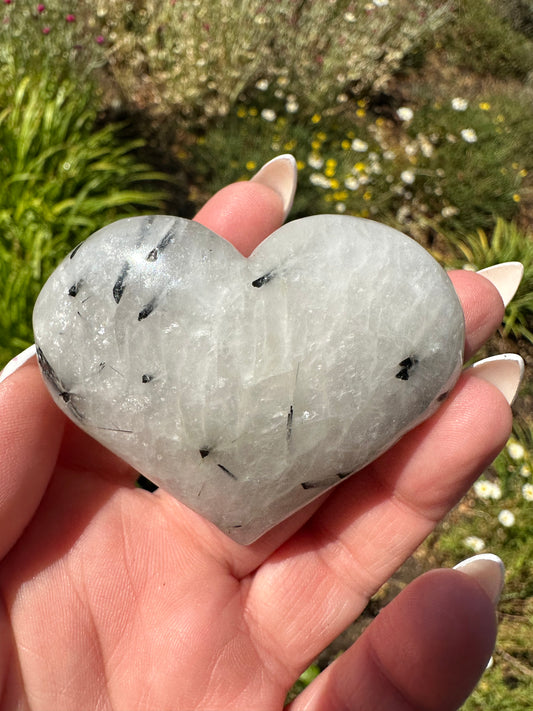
[470, 353, 524, 405]
[0, 344, 37, 384]
[454, 553, 505, 606]
[250, 154, 297, 221]
[477, 262, 524, 307]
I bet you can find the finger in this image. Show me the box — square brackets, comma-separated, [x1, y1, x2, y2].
[0, 365, 65, 559]
[241, 373, 511, 667]
[289, 569, 497, 711]
[193, 159, 292, 256]
[448, 270, 505, 361]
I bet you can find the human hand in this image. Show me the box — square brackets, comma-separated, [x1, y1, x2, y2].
[0, 156, 523, 710]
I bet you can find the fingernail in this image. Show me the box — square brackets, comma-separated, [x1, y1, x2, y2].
[454, 553, 505, 606]
[477, 262, 524, 307]
[250, 154, 297, 220]
[0, 344, 37, 384]
[470, 353, 524, 405]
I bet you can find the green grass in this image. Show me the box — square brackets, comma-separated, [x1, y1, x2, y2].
[0, 75, 169, 365]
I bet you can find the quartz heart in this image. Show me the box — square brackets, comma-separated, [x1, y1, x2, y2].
[33, 215, 464, 543]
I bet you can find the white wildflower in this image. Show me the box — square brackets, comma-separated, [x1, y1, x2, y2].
[522, 483, 533, 501]
[351, 138, 368, 152]
[286, 100, 299, 114]
[308, 154, 324, 170]
[464, 536, 485, 553]
[373, 0, 389, 6]
[400, 169, 415, 185]
[451, 97, 468, 111]
[309, 173, 331, 189]
[507, 440, 525, 460]
[520, 465, 531, 478]
[344, 11, 356, 22]
[418, 134, 434, 158]
[277, 76, 289, 87]
[441, 206, 459, 218]
[335, 202, 347, 213]
[491, 482, 502, 500]
[344, 176, 359, 190]
[474, 479, 495, 500]
[336, 93, 349, 103]
[274, 89, 285, 99]
[404, 142, 418, 157]
[498, 509, 515, 527]
[397, 106, 414, 122]
[261, 108, 277, 122]
[383, 150, 396, 161]
[461, 128, 478, 143]
[255, 79, 269, 91]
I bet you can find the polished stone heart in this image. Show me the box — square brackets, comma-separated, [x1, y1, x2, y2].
[33, 215, 464, 543]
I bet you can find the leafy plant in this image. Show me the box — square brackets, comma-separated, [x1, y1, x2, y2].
[0, 76, 169, 366]
[446, 219, 533, 343]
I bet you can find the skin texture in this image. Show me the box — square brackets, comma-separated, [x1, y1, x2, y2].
[0, 181, 511, 710]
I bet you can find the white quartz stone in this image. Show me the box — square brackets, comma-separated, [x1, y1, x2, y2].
[33, 215, 464, 543]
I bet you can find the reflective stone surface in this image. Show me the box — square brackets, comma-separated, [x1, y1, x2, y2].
[33, 215, 464, 543]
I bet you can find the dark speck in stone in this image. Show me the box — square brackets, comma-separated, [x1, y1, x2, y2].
[199, 449, 210, 458]
[68, 280, 83, 297]
[252, 271, 275, 288]
[141, 374, 154, 383]
[218, 464, 237, 480]
[138, 298, 157, 321]
[287, 405, 294, 442]
[69, 242, 83, 259]
[113, 262, 130, 304]
[146, 228, 175, 261]
[396, 356, 418, 381]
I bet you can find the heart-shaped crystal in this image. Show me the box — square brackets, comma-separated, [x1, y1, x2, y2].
[33, 215, 464, 543]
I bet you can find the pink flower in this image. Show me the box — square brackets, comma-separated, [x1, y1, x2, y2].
[4, 0, 12, 6]
[37, 3, 45, 11]
[96, 35, 104, 44]
[65, 13, 75, 22]
[42, 26, 50, 34]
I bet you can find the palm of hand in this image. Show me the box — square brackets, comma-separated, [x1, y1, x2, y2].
[0, 182, 510, 710]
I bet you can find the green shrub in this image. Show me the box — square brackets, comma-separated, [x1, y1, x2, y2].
[439, 0, 533, 79]
[0, 76, 168, 366]
[446, 219, 533, 344]
[98, 0, 453, 121]
[0, 1, 105, 91]
[186, 81, 529, 240]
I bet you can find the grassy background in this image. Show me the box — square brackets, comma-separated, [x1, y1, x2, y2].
[0, 0, 532, 707]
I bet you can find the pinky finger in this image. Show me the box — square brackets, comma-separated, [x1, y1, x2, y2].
[288, 565, 499, 711]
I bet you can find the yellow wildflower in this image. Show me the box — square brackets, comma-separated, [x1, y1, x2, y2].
[479, 101, 491, 110]
[316, 131, 327, 141]
[237, 106, 247, 118]
[245, 161, 257, 171]
[311, 140, 321, 151]
[329, 178, 340, 189]
[324, 167, 336, 178]
[341, 139, 351, 150]
[513, 194, 521, 203]
[363, 191, 372, 201]
[356, 108, 366, 118]
[249, 107, 258, 116]
[311, 113, 321, 124]
[354, 162, 366, 172]
[296, 160, 305, 170]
